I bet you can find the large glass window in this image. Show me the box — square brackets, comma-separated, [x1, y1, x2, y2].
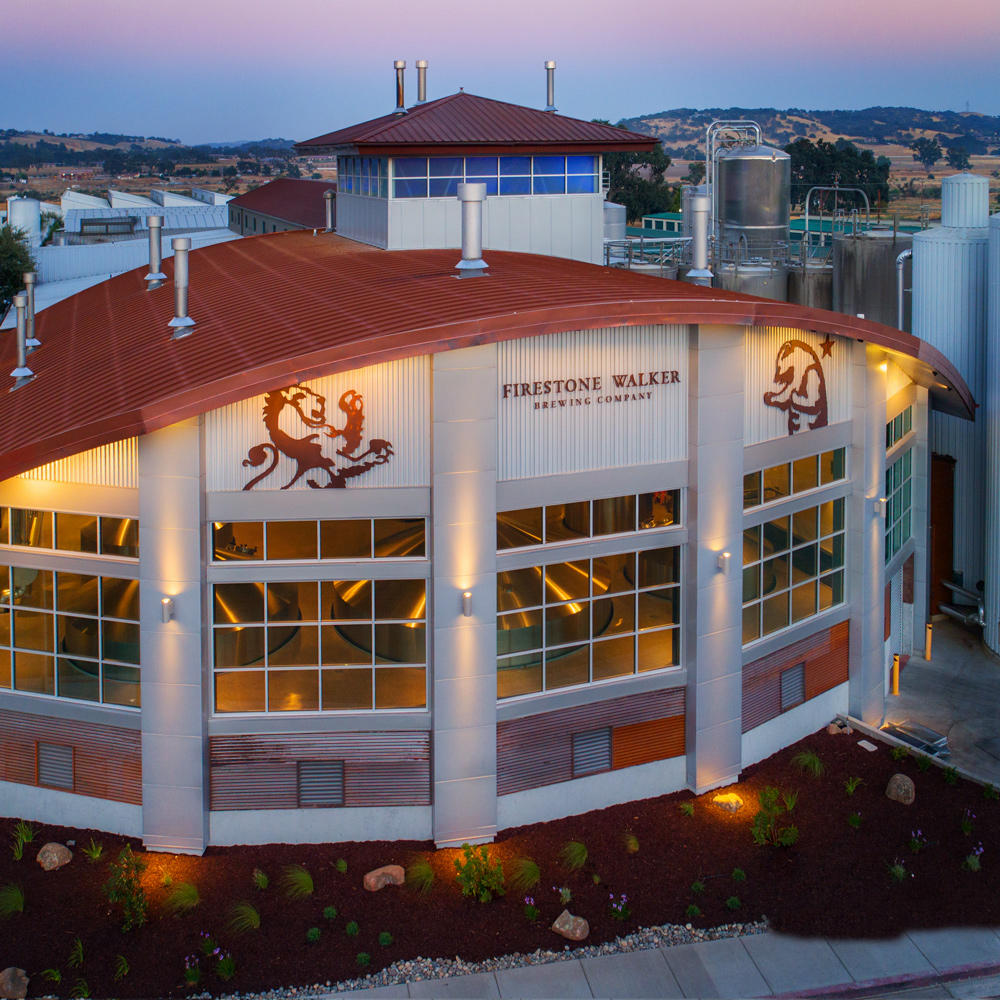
[0, 508, 138, 558]
[885, 448, 912, 562]
[336, 156, 388, 198]
[742, 499, 846, 645]
[0, 566, 140, 707]
[497, 546, 681, 699]
[886, 405, 913, 450]
[743, 449, 846, 510]
[391, 155, 599, 199]
[212, 578, 426, 713]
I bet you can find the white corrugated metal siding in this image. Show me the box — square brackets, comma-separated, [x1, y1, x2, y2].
[744, 326, 852, 446]
[205, 357, 430, 491]
[984, 214, 1000, 652]
[18, 439, 137, 488]
[497, 324, 688, 481]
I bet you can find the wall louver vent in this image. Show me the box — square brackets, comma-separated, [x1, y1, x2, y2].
[37, 742, 74, 790]
[780, 663, 806, 712]
[572, 728, 611, 777]
[297, 760, 345, 807]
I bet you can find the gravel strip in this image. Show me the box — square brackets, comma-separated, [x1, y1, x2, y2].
[211, 916, 770, 999]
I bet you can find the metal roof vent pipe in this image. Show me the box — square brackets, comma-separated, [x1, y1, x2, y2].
[145, 216, 166, 290]
[394, 60, 406, 113]
[9, 293, 34, 391]
[324, 190, 335, 232]
[683, 195, 713, 287]
[168, 238, 196, 339]
[455, 182, 488, 278]
[22, 272, 39, 353]
[544, 60, 557, 112]
[416, 60, 428, 104]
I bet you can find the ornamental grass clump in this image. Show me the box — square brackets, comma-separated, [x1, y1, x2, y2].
[166, 882, 200, 915]
[559, 840, 588, 871]
[345, 920, 360, 936]
[726, 896, 741, 910]
[81, 838, 103, 863]
[984, 782, 1000, 801]
[963, 844, 985, 872]
[113, 955, 129, 982]
[888, 859, 909, 882]
[227, 901, 261, 935]
[916, 754, 933, 773]
[792, 749, 825, 778]
[0, 884, 25, 918]
[378, 931, 393, 947]
[943, 766, 959, 786]
[508, 857, 540, 894]
[323, 905, 338, 921]
[623, 831, 640, 854]
[908, 830, 927, 854]
[281, 863, 314, 899]
[335, 858, 348, 874]
[847, 811, 862, 829]
[523, 897, 540, 921]
[252, 868, 269, 891]
[961, 808, 976, 835]
[686, 903, 701, 919]
[731, 867, 747, 883]
[406, 857, 434, 895]
[306, 926, 321, 943]
[750, 786, 798, 847]
[679, 802, 695, 817]
[67, 937, 84, 969]
[454, 843, 505, 903]
[103, 846, 148, 931]
[890, 745, 910, 762]
[844, 776, 863, 796]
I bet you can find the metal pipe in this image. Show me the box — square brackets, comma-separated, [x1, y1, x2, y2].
[544, 61, 556, 111]
[9, 292, 34, 390]
[145, 216, 166, 290]
[455, 182, 488, 277]
[895, 248, 912, 331]
[394, 60, 406, 113]
[324, 190, 335, 232]
[168, 237, 196, 338]
[416, 60, 428, 104]
[683, 195, 713, 287]
[22, 271, 39, 352]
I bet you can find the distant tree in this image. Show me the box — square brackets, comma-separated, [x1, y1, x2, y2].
[784, 137, 890, 210]
[946, 146, 972, 171]
[310, 171, 322, 179]
[910, 137, 942, 173]
[0, 224, 36, 325]
[237, 158, 260, 176]
[103, 149, 127, 176]
[284, 161, 302, 179]
[681, 160, 705, 185]
[261, 163, 272, 176]
[223, 165, 238, 178]
[593, 120, 677, 223]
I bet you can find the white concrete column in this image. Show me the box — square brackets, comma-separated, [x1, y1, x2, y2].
[684, 325, 745, 793]
[138, 417, 208, 854]
[847, 344, 887, 724]
[430, 345, 498, 847]
[910, 386, 931, 649]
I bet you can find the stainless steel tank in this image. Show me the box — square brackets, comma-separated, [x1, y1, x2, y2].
[681, 183, 708, 240]
[714, 259, 788, 301]
[833, 228, 913, 329]
[788, 260, 834, 310]
[603, 202, 626, 241]
[715, 145, 791, 247]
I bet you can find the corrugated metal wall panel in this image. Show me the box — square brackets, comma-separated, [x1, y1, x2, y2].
[744, 327, 852, 446]
[344, 762, 429, 807]
[211, 764, 298, 810]
[891, 570, 903, 657]
[779, 664, 805, 711]
[205, 356, 430, 491]
[572, 728, 612, 776]
[36, 743, 74, 789]
[984, 216, 1000, 653]
[611, 715, 684, 769]
[18, 438, 137, 488]
[496, 325, 688, 481]
[0, 708, 141, 803]
[297, 760, 344, 807]
[497, 686, 685, 795]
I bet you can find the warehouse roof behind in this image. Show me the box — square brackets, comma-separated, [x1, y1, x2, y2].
[228, 178, 335, 230]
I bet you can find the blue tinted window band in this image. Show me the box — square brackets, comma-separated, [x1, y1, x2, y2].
[567, 175, 597, 194]
[499, 175, 531, 195]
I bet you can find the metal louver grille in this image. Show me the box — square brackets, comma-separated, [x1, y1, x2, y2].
[780, 663, 806, 712]
[297, 760, 344, 807]
[37, 742, 74, 790]
[572, 728, 611, 777]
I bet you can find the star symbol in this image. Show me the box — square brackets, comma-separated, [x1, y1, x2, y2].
[819, 336, 834, 358]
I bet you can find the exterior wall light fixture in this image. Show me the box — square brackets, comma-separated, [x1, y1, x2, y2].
[161, 597, 175, 623]
[462, 591, 473, 617]
[873, 498, 888, 519]
[717, 551, 731, 574]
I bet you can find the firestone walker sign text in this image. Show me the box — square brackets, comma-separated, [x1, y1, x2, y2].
[501, 370, 682, 409]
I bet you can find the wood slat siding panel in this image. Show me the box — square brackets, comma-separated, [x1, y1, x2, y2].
[0, 708, 141, 803]
[612, 715, 684, 769]
[742, 621, 849, 732]
[209, 732, 430, 810]
[497, 687, 685, 796]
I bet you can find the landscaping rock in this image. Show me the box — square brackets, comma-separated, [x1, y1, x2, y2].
[363, 864, 404, 891]
[0, 968, 28, 999]
[551, 909, 589, 941]
[36, 842, 72, 871]
[886, 773, 916, 805]
[712, 792, 744, 813]
[827, 723, 841, 734]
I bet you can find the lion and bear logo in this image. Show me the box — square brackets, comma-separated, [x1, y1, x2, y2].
[763, 338, 831, 435]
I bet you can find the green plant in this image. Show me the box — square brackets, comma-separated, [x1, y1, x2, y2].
[690, 880, 705, 895]
[356, 952, 371, 967]
[732, 868, 747, 882]
[252, 868, 269, 890]
[679, 802, 694, 817]
[984, 782, 1000, 802]
[68, 936, 84, 969]
[161, 873, 172, 887]
[781, 789, 799, 812]
[554, 885, 572, 905]
[508, 857, 540, 894]
[216, 952, 235, 981]
[335, 858, 348, 874]
[592, 873, 601, 885]
[524, 897, 540, 921]
[624, 832, 639, 854]
[198, 932, 217, 956]
[114, 955, 129, 981]
[963, 844, 984, 872]
[908, 829, 927, 853]
[13, 820, 35, 846]
[943, 766, 959, 786]
[961, 808, 976, 835]
[916, 754, 933, 772]
[228, 901, 261, 934]
[888, 859, 908, 882]
[686, 903, 701, 919]
[103, 845, 148, 931]
[406, 857, 434, 895]
[560, 840, 588, 871]
[166, 881, 200, 915]
[890, 745, 910, 762]
[378, 931, 393, 947]
[750, 786, 799, 847]
[183, 955, 201, 985]
[346, 920, 360, 936]
[844, 776, 863, 796]
[41, 969, 61, 984]
[11, 838, 23, 861]
[726, 896, 741, 910]
[306, 926, 321, 943]
[0, 884, 24, 918]
[847, 811, 862, 829]
[792, 749, 825, 778]
[609, 893, 631, 921]
[281, 863, 314, 899]
[81, 838, 103, 863]
[70, 977, 90, 998]
[323, 905, 338, 921]
[454, 843, 505, 903]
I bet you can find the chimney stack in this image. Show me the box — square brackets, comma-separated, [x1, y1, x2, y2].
[394, 60, 406, 113]
[324, 190, 335, 232]
[146, 216, 166, 290]
[168, 238, 196, 339]
[416, 60, 428, 104]
[22, 272, 39, 353]
[544, 60, 557, 112]
[9, 292, 34, 390]
[455, 183, 488, 278]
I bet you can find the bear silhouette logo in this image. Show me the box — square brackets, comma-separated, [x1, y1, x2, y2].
[763, 339, 829, 435]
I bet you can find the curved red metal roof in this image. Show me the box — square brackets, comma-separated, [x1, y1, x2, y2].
[0, 230, 972, 483]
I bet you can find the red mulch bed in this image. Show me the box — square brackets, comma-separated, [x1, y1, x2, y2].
[3, 729, 999, 998]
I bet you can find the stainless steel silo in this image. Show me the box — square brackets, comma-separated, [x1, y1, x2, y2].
[715, 144, 791, 247]
[833, 228, 914, 329]
[713, 258, 788, 300]
[788, 259, 834, 310]
[984, 211, 1000, 654]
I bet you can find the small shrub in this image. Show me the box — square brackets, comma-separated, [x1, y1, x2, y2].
[70, 977, 90, 999]
[624, 831, 639, 854]
[781, 789, 799, 812]
[732, 868, 747, 882]
[792, 749, 824, 778]
[690, 880, 705, 895]
[523, 897, 540, 921]
[686, 903, 701, 919]
[908, 829, 927, 853]
[751, 786, 798, 847]
[183, 955, 201, 985]
[227, 901, 261, 935]
[726, 896, 741, 910]
[553, 884, 572, 905]
[963, 844, 984, 872]
[114, 955, 129, 981]
[13, 820, 35, 846]
[943, 766, 959, 786]
[508, 857, 540, 894]
[42, 969, 62, 985]
[592, 873, 601, 885]
[252, 868, 269, 890]
[10, 838, 23, 861]
[68, 936, 84, 969]
[335, 858, 348, 874]
[81, 839, 103, 863]
[679, 802, 694, 817]
[916, 755, 933, 773]
[216, 952, 235, 981]
[356, 952, 371, 967]
[847, 812, 862, 829]
[844, 776, 863, 796]
[198, 932, 218, 957]
[888, 859, 908, 882]
[609, 893, 631, 921]
[560, 840, 588, 871]
[103, 845, 148, 932]
[323, 905, 338, 921]
[961, 808, 976, 835]
[166, 882, 200, 915]
[406, 857, 434, 895]
[454, 843, 505, 903]
[378, 931, 393, 947]
[306, 926, 321, 943]
[281, 863, 314, 899]
[984, 782, 1000, 802]
[345, 920, 360, 936]
[890, 745, 910, 762]
[0, 884, 25, 918]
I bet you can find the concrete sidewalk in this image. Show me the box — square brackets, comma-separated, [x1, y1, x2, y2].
[329, 927, 1000, 998]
